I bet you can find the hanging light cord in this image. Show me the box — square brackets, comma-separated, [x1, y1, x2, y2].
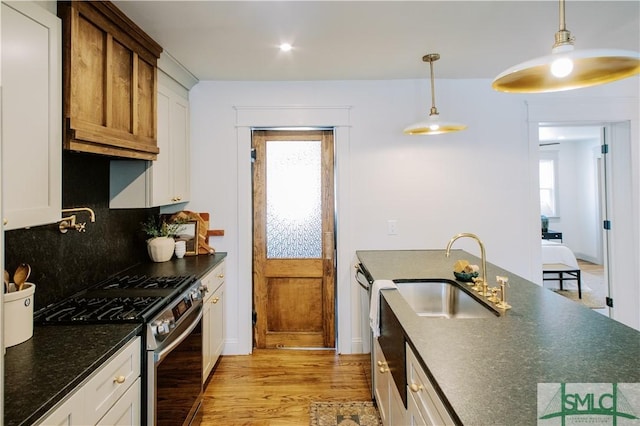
[425, 54, 439, 116]
[554, 0, 574, 48]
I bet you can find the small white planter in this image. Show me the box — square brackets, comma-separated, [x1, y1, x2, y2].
[4, 282, 35, 348]
[147, 236, 175, 262]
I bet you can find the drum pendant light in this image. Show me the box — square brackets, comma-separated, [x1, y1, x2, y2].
[404, 53, 467, 135]
[492, 0, 640, 93]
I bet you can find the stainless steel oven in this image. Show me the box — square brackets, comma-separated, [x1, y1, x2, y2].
[146, 280, 204, 426]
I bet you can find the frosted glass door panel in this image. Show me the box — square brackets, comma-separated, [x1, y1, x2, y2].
[266, 141, 322, 259]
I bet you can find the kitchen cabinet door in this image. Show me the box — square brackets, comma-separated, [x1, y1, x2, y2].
[36, 390, 86, 426]
[153, 72, 190, 205]
[95, 377, 141, 426]
[202, 260, 225, 382]
[374, 338, 406, 426]
[36, 337, 141, 426]
[1, 1, 61, 230]
[406, 343, 454, 426]
[373, 339, 391, 425]
[109, 70, 190, 208]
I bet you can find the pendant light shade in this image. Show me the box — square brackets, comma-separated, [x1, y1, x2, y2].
[492, 0, 640, 93]
[404, 53, 467, 135]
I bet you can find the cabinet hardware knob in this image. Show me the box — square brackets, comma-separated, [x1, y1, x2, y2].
[410, 383, 424, 392]
[3, 218, 7, 226]
[377, 360, 384, 367]
[218, 274, 224, 278]
[114, 375, 126, 384]
[379, 366, 389, 373]
[212, 297, 220, 304]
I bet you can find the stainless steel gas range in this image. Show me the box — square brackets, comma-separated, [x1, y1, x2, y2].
[35, 274, 205, 426]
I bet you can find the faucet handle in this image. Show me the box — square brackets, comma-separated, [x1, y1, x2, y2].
[76, 222, 87, 232]
[495, 276, 512, 310]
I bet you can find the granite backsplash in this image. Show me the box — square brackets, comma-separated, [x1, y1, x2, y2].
[4, 151, 158, 311]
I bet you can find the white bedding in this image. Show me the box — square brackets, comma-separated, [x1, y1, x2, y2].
[541, 240, 579, 268]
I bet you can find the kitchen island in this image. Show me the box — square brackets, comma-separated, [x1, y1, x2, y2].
[3, 253, 226, 426]
[357, 249, 640, 425]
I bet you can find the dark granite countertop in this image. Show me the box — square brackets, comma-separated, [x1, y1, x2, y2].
[4, 253, 227, 426]
[116, 252, 227, 279]
[357, 249, 640, 425]
[4, 324, 141, 426]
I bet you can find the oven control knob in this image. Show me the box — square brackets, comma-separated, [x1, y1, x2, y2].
[190, 290, 201, 301]
[199, 284, 209, 294]
[156, 319, 171, 336]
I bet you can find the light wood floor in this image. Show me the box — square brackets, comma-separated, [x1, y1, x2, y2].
[201, 349, 372, 425]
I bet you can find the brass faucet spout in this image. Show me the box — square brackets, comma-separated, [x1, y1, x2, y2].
[59, 207, 96, 233]
[445, 232, 487, 290]
[62, 207, 96, 222]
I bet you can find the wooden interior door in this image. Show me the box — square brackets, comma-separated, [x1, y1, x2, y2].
[252, 130, 335, 349]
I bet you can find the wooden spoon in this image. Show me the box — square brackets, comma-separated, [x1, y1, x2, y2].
[13, 263, 30, 292]
[3, 270, 9, 293]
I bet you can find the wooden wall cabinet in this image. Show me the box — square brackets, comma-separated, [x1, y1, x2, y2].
[58, 1, 162, 160]
[2, 1, 62, 230]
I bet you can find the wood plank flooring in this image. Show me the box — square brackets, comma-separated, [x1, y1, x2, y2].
[201, 349, 372, 425]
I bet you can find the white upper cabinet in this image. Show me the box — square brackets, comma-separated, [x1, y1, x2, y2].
[1, 1, 61, 230]
[109, 53, 196, 208]
[154, 72, 190, 205]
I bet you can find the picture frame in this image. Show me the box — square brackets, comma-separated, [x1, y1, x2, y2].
[175, 220, 199, 256]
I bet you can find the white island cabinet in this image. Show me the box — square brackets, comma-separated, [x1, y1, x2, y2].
[202, 260, 226, 382]
[36, 337, 141, 426]
[373, 339, 405, 426]
[406, 343, 454, 426]
[1, 1, 61, 230]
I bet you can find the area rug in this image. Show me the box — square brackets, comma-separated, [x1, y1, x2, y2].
[553, 289, 605, 309]
[309, 401, 381, 426]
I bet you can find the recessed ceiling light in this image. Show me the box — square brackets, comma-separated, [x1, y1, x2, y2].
[279, 43, 292, 52]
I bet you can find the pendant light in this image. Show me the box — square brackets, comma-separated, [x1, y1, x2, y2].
[492, 0, 640, 93]
[404, 53, 467, 135]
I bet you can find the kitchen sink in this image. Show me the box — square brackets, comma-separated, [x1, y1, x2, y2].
[394, 279, 499, 319]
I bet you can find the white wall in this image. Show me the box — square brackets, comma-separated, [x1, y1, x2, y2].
[187, 76, 640, 354]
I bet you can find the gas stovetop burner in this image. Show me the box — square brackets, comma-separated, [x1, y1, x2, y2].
[35, 274, 199, 325]
[38, 296, 164, 324]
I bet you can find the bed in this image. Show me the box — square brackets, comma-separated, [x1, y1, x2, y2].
[541, 240, 582, 297]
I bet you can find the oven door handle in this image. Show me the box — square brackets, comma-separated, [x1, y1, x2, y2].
[355, 263, 372, 291]
[155, 305, 203, 364]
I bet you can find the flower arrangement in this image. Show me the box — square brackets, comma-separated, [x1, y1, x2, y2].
[141, 215, 185, 239]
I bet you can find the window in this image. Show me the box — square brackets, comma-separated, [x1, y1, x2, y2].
[539, 152, 559, 217]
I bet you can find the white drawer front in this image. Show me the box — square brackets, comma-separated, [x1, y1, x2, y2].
[85, 337, 141, 424]
[406, 344, 454, 426]
[203, 261, 225, 303]
[96, 377, 141, 426]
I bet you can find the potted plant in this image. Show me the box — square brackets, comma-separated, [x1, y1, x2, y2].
[141, 216, 185, 262]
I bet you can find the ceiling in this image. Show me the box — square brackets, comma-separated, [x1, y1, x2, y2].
[113, 1, 640, 81]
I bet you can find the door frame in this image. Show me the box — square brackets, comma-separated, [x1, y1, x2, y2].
[527, 97, 639, 329]
[251, 128, 336, 349]
[233, 106, 354, 354]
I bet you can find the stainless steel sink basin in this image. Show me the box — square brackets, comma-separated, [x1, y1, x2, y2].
[394, 280, 499, 319]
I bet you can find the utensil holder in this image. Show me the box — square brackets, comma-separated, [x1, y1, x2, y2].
[4, 282, 35, 348]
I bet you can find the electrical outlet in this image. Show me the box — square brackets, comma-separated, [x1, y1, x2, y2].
[387, 220, 398, 235]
